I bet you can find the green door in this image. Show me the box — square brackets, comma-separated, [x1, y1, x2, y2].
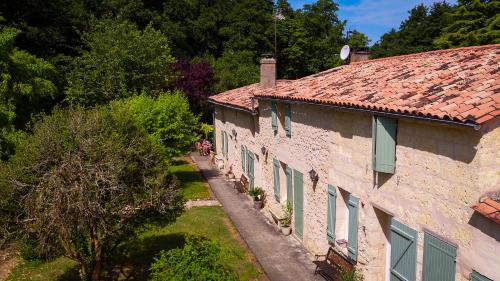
[423, 232, 457, 281]
[293, 170, 303, 240]
[247, 151, 254, 190]
[390, 219, 417, 281]
[286, 165, 293, 206]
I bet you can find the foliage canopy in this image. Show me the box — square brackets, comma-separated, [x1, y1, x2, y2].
[0, 105, 183, 280]
[65, 19, 176, 106]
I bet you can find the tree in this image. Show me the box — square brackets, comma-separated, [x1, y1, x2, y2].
[169, 59, 215, 122]
[113, 91, 200, 159]
[0, 20, 59, 159]
[65, 19, 176, 106]
[211, 50, 260, 92]
[276, 0, 347, 79]
[371, 2, 454, 58]
[435, 0, 500, 48]
[0, 105, 183, 280]
[348, 30, 370, 48]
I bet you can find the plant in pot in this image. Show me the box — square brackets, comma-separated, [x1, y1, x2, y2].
[248, 187, 265, 209]
[279, 202, 293, 235]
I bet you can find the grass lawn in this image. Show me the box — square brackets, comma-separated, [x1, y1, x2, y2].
[7, 207, 263, 281]
[169, 157, 211, 200]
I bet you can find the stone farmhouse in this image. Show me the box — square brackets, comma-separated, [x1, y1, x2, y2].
[208, 45, 499, 281]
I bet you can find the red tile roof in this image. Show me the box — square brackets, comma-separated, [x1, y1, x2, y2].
[209, 81, 291, 114]
[210, 44, 500, 125]
[472, 198, 500, 224]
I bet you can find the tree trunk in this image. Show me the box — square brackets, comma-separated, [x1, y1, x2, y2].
[90, 223, 102, 281]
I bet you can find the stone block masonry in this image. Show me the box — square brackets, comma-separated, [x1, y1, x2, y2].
[213, 102, 499, 281]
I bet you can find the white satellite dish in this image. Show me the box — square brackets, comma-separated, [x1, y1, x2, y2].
[340, 45, 350, 60]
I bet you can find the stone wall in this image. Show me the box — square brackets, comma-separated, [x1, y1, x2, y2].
[213, 102, 499, 281]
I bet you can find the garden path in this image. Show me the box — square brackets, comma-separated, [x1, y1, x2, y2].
[191, 153, 325, 281]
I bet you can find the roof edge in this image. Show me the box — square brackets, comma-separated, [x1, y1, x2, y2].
[256, 96, 481, 130]
[208, 99, 258, 115]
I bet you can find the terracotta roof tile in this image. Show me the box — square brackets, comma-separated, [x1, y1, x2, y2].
[210, 44, 500, 125]
[472, 198, 500, 224]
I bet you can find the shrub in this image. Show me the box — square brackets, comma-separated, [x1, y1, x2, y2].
[340, 268, 363, 281]
[0, 105, 184, 280]
[112, 91, 199, 159]
[150, 235, 238, 281]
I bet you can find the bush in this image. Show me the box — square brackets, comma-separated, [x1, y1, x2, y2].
[0, 105, 183, 280]
[150, 235, 238, 281]
[112, 91, 199, 159]
[340, 268, 363, 281]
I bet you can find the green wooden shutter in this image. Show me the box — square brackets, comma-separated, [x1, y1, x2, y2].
[286, 165, 293, 206]
[293, 170, 303, 240]
[373, 116, 397, 174]
[241, 145, 245, 170]
[347, 194, 359, 261]
[471, 271, 492, 281]
[271, 102, 278, 131]
[247, 151, 254, 190]
[327, 185, 336, 242]
[273, 159, 280, 202]
[390, 219, 417, 281]
[221, 131, 225, 156]
[284, 104, 291, 137]
[423, 232, 457, 281]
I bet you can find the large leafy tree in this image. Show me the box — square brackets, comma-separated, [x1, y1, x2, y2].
[0, 105, 183, 280]
[0, 20, 59, 159]
[277, 0, 347, 79]
[371, 2, 454, 58]
[435, 0, 500, 48]
[65, 19, 176, 106]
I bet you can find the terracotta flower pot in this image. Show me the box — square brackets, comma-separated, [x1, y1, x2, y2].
[281, 225, 291, 236]
[253, 200, 263, 209]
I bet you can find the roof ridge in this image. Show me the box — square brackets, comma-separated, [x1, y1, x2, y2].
[352, 43, 500, 65]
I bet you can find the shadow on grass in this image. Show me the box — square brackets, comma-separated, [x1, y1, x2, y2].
[102, 233, 187, 281]
[171, 159, 189, 166]
[56, 267, 80, 281]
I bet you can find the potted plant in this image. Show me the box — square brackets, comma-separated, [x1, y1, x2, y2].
[248, 187, 264, 209]
[279, 202, 293, 235]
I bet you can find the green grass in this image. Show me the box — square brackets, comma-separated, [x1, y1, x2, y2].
[7, 207, 262, 281]
[169, 158, 211, 200]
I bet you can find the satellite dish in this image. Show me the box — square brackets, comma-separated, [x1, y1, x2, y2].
[340, 45, 350, 60]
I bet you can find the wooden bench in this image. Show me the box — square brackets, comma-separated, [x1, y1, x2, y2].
[313, 247, 354, 281]
[234, 174, 248, 193]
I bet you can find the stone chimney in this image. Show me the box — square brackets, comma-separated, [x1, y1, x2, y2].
[350, 48, 370, 63]
[260, 58, 276, 88]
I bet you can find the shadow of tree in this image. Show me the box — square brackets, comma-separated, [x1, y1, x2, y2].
[102, 233, 187, 281]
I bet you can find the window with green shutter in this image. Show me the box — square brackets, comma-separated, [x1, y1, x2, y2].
[422, 232, 457, 281]
[327, 185, 336, 242]
[271, 102, 278, 132]
[347, 194, 359, 261]
[284, 104, 291, 137]
[372, 116, 397, 174]
[286, 165, 293, 206]
[273, 159, 280, 202]
[390, 219, 417, 281]
[471, 271, 492, 281]
[247, 151, 255, 190]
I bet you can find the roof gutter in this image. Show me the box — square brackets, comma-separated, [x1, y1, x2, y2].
[256, 97, 481, 130]
[208, 99, 258, 116]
